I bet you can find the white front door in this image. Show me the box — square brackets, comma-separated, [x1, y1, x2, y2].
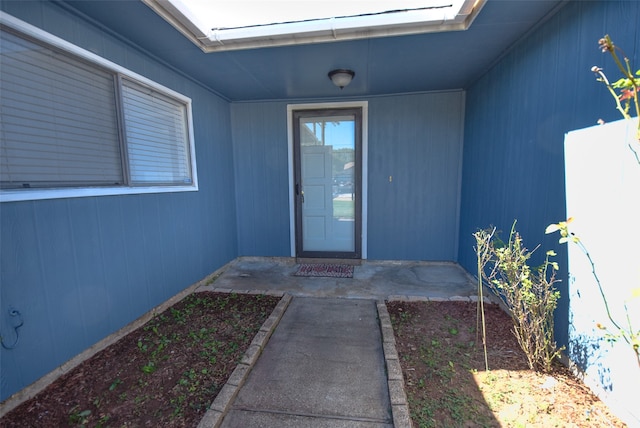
[293, 108, 362, 259]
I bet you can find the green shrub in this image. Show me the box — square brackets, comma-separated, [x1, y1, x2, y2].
[474, 221, 564, 372]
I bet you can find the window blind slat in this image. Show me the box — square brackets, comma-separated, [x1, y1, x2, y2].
[0, 30, 123, 188]
[121, 79, 191, 185]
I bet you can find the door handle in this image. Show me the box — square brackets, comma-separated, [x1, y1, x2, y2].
[295, 183, 304, 203]
[296, 183, 304, 204]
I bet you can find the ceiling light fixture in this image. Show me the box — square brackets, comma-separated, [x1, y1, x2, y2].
[328, 69, 355, 89]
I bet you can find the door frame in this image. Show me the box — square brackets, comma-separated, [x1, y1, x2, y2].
[287, 101, 368, 259]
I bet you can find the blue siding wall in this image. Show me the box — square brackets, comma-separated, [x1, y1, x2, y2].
[459, 1, 639, 349]
[368, 92, 464, 260]
[231, 92, 465, 260]
[0, 2, 237, 401]
[231, 102, 292, 256]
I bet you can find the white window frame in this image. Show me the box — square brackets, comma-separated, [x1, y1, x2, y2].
[0, 13, 198, 203]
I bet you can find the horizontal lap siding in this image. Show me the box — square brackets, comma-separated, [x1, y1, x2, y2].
[0, 0, 236, 401]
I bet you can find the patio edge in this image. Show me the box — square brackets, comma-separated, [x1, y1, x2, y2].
[377, 300, 412, 428]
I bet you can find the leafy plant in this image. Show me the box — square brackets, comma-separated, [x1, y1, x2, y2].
[68, 407, 91, 426]
[546, 218, 640, 367]
[474, 221, 564, 372]
[591, 35, 640, 143]
[108, 378, 122, 391]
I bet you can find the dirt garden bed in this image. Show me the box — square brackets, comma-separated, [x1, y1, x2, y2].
[1, 292, 280, 427]
[0, 294, 627, 427]
[387, 300, 626, 427]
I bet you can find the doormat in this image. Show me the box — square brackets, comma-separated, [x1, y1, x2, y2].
[294, 264, 354, 278]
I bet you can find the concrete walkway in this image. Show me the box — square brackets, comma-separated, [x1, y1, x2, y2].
[221, 297, 392, 427]
[196, 257, 479, 428]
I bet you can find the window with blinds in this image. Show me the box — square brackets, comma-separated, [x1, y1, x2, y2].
[0, 22, 196, 200]
[121, 79, 192, 185]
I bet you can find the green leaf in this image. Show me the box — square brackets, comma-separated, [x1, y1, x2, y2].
[546, 250, 557, 256]
[611, 77, 631, 88]
[109, 379, 122, 391]
[141, 362, 156, 374]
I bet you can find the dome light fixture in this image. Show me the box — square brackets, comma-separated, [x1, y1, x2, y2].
[328, 69, 355, 89]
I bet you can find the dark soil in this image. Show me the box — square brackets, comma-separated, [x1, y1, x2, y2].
[1, 292, 280, 428]
[1, 295, 626, 427]
[387, 300, 626, 427]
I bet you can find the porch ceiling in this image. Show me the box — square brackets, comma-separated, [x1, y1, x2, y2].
[64, 0, 565, 101]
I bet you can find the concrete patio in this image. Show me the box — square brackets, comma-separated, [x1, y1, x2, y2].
[203, 257, 478, 301]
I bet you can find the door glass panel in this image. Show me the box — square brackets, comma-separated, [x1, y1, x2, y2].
[300, 115, 355, 252]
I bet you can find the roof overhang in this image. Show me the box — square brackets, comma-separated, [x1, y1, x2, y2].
[142, 0, 487, 52]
